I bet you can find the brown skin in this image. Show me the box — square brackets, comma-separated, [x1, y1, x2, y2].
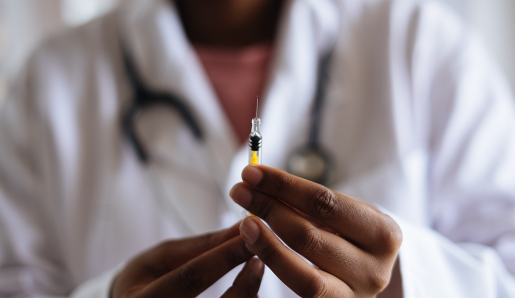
[112, 223, 265, 298]
[174, 0, 284, 47]
[230, 166, 403, 297]
[112, 0, 404, 296]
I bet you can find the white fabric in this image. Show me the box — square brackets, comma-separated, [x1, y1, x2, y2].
[1, 0, 515, 297]
[70, 264, 124, 298]
[436, 0, 515, 92]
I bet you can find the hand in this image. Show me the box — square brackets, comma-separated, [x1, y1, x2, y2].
[230, 165, 402, 297]
[111, 223, 265, 298]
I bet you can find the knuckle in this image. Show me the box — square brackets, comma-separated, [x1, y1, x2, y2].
[154, 241, 170, 258]
[157, 240, 179, 255]
[270, 174, 295, 195]
[224, 245, 250, 267]
[240, 287, 256, 298]
[253, 199, 274, 222]
[365, 269, 390, 293]
[156, 241, 181, 269]
[310, 187, 338, 218]
[198, 232, 218, 247]
[239, 277, 260, 298]
[258, 244, 281, 264]
[302, 273, 328, 298]
[295, 226, 325, 255]
[185, 233, 218, 253]
[244, 288, 255, 298]
[375, 215, 403, 255]
[178, 263, 205, 292]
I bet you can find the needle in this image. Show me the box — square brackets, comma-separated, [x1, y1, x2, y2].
[256, 96, 259, 118]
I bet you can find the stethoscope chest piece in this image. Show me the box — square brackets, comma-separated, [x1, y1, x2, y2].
[287, 146, 332, 186]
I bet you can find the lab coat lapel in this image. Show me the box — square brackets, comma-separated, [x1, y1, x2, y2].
[121, 0, 239, 234]
[223, 0, 340, 215]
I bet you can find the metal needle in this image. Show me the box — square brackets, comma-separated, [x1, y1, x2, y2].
[256, 96, 259, 118]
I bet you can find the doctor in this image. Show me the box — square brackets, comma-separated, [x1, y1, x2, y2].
[1, 0, 515, 297]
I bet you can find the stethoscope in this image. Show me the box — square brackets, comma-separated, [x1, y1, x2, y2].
[122, 44, 334, 186]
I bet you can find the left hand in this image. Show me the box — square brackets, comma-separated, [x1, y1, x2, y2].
[230, 165, 402, 297]
[111, 223, 264, 298]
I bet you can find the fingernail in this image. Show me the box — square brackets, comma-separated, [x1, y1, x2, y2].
[251, 258, 265, 276]
[240, 218, 260, 244]
[230, 185, 252, 207]
[242, 166, 263, 186]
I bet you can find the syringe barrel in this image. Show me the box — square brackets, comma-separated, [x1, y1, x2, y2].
[248, 133, 262, 165]
[249, 117, 262, 165]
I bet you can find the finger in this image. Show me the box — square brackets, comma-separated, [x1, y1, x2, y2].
[141, 236, 254, 297]
[149, 222, 242, 270]
[240, 165, 402, 253]
[221, 258, 265, 298]
[231, 183, 375, 287]
[239, 217, 350, 298]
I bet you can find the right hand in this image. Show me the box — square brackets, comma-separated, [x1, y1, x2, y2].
[111, 223, 265, 298]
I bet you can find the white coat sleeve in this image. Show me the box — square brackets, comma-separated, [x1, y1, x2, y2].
[0, 52, 119, 297]
[403, 2, 515, 296]
[0, 53, 75, 297]
[386, 209, 515, 297]
[0, 54, 73, 296]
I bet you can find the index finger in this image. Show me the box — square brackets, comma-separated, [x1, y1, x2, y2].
[241, 165, 401, 252]
[142, 236, 254, 297]
[149, 221, 242, 270]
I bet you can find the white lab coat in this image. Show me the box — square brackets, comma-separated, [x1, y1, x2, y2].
[1, 0, 515, 296]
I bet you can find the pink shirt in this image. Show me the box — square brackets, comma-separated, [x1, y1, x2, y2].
[194, 43, 274, 144]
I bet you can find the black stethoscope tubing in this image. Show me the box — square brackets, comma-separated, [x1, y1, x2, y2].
[288, 50, 334, 185]
[121, 45, 203, 163]
[122, 44, 334, 185]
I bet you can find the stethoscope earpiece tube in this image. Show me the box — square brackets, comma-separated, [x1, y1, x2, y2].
[123, 103, 149, 163]
[121, 42, 204, 164]
[287, 51, 335, 186]
[308, 51, 333, 148]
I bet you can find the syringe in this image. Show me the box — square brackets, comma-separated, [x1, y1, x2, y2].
[249, 97, 262, 165]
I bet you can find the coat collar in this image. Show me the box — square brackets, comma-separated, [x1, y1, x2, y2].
[118, 0, 340, 232]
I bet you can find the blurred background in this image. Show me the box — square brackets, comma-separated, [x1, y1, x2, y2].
[0, 0, 514, 104]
